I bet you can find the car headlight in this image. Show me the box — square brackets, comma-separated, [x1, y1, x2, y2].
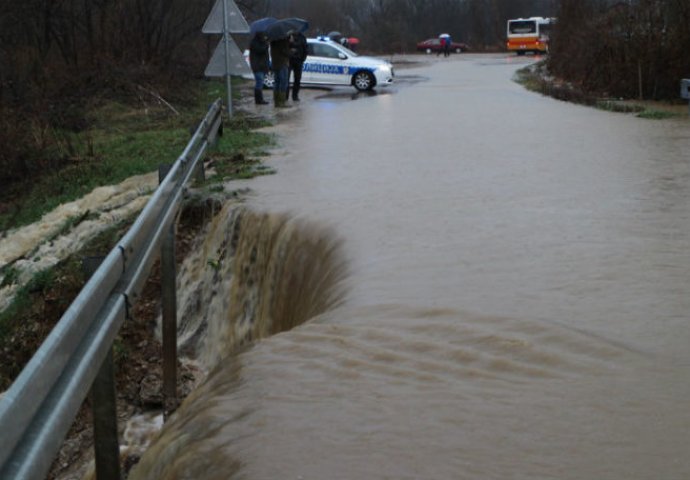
[377, 65, 392, 75]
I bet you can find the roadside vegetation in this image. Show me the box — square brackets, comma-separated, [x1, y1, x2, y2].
[515, 61, 685, 119]
[549, 0, 690, 102]
[0, 76, 275, 387]
[0, 80, 273, 232]
[0, 1, 277, 472]
[0, 76, 277, 477]
[0, 221, 124, 390]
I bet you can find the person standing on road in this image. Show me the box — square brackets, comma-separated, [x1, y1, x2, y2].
[443, 35, 451, 57]
[270, 35, 291, 108]
[249, 32, 270, 105]
[287, 31, 308, 102]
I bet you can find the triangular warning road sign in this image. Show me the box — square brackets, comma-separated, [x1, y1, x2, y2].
[204, 38, 253, 78]
[202, 0, 250, 34]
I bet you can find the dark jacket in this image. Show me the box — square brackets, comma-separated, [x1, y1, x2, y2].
[269, 38, 290, 71]
[249, 33, 269, 73]
[289, 32, 308, 66]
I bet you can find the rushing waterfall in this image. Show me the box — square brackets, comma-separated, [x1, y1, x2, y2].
[172, 203, 348, 371]
[121, 203, 347, 478]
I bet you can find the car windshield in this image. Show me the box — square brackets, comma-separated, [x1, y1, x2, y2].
[338, 44, 358, 57]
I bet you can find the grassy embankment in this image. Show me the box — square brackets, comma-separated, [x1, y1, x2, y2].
[0, 78, 275, 390]
[0, 79, 273, 232]
[514, 61, 685, 119]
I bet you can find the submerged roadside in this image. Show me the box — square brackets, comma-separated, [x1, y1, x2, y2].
[514, 60, 687, 119]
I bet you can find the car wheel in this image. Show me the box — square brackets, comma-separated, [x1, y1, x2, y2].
[353, 71, 375, 91]
[264, 71, 275, 89]
[426, 48, 432, 54]
[455, 47, 462, 53]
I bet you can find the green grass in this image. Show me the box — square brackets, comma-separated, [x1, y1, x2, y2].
[0, 265, 20, 288]
[0, 128, 189, 231]
[0, 218, 132, 388]
[515, 64, 683, 120]
[25, 269, 56, 292]
[0, 269, 56, 340]
[0, 77, 276, 329]
[595, 100, 645, 113]
[513, 67, 544, 93]
[596, 101, 681, 119]
[0, 290, 32, 341]
[0, 78, 274, 232]
[0, 77, 278, 389]
[204, 115, 277, 183]
[636, 109, 679, 120]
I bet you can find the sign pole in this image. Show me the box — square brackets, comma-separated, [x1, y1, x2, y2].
[222, 0, 232, 117]
[201, 0, 251, 96]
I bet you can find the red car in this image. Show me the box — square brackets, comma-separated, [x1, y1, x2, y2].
[416, 38, 468, 54]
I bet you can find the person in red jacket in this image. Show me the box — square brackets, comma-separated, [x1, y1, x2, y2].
[443, 35, 452, 57]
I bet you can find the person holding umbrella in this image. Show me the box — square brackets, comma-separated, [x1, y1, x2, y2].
[270, 35, 290, 107]
[440, 33, 452, 57]
[287, 30, 308, 102]
[249, 31, 270, 105]
[265, 18, 309, 108]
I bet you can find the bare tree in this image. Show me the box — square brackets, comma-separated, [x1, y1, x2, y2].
[549, 0, 690, 100]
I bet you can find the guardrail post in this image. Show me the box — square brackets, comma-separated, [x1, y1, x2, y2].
[83, 256, 121, 480]
[196, 161, 206, 184]
[158, 165, 178, 415]
[91, 350, 122, 480]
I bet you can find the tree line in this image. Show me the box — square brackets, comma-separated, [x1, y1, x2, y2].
[253, 0, 558, 51]
[1, 0, 688, 188]
[0, 0, 216, 184]
[549, 0, 690, 101]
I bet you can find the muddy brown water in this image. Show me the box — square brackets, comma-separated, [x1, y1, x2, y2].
[131, 54, 690, 479]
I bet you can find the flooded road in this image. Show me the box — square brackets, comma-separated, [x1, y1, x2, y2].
[133, 54, 690, 479]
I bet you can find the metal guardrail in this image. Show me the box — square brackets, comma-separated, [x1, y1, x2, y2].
[0, 98, 223, 479]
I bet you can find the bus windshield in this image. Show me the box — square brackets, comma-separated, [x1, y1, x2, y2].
[509, 20, 537, 35]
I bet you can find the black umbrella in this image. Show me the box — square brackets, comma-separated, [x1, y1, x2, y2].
[250, 17, 277, 34]
[328, 30, 343, 42]
[265, 17, 309, 41]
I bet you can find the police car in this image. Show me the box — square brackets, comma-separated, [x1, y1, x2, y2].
[250, 37, 394, 92]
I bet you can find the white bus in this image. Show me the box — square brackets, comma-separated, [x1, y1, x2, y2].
[506, 17, 555, 55]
